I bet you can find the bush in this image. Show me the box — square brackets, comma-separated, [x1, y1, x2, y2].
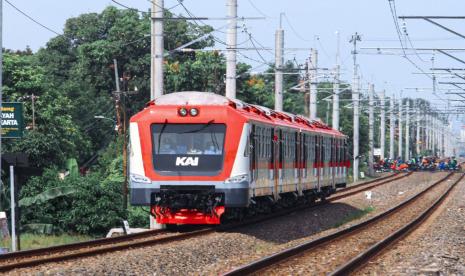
[20, 167, 127, 236]
[128, 206, 150, 228]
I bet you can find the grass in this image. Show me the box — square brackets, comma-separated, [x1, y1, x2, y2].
[332, 206, 375, 228]
[0, 233, 92, 252]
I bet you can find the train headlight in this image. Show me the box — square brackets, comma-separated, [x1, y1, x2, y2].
[130, 173, 151, 184]
[178, 107, 188, 117]
[189, 108, 199, 116]
[224, 174, 249, 184]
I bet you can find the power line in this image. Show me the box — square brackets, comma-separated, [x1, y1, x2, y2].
[282, 13, 311, 42]
[237, 51, 271, 67]
[111, 0, 149, 14]
[175, 0, 230, 46]
[145, 0, 183, 11]
[315, 36, 333, 60]
[387, 0, 444, 100]
[5, 0, 62, 36]
[112, 0, 180, 14]
[246, 0, 271, 18]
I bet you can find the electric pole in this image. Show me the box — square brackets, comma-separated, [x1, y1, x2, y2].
[274, 13, 284, 111]
[389, 95, 395, 160]
[379, 90, 386, 160]
[353, 76, 360, 182]
[309, 49, 318, 120]
[113, 59, 127, 210]
[398, 98, 403, 159]
[151, 0, 164, 100]
[350, 32, 361, 182]
[433, 117, 436, 155]
[0, 0, 3, 198]
[332, 31, 340, 130]
[416, 101, 421, 156]
[425, 114, 430, 153]
[225, 0, 237, 99]
[405, 100, 410, 161]
[368, 83, 375, 176]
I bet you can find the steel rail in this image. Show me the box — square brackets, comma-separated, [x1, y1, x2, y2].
[0, 172, 406, 272]
[330, 172, 465, 276]
[336, 172, 399, 193]
[330, 171, 411, 200]
[0, 228, 169, 261]
[222, 172, 455, 276]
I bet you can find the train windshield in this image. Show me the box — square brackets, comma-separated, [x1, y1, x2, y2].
[151, 123, 226, 175]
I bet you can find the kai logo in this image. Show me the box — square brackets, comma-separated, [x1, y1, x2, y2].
[176, 157, 199, 166]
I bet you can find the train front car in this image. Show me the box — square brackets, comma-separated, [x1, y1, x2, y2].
[129, 92, 249, 225]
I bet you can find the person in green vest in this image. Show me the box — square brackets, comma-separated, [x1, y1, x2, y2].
[450, 157, 457, 170]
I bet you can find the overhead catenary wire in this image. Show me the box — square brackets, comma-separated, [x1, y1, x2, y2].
[387, 0, 448, 103]
[5, 0, 62, 36]
[145, 0, 183, 11]
[282, 13, 311, 42]
[246, 0, 272, 19]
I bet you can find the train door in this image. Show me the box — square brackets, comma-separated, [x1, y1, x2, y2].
[331, 137, 336, 188]
[273, 128, 280, 201]
[315, 135, 321, 192]
[296, 132, 302, 196]
[249, 125, 258, 196]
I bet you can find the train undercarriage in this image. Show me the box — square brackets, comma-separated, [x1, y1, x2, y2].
[151, 185, 339, 225]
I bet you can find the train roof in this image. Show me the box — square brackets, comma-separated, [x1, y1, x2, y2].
[149, 91, 346, 137]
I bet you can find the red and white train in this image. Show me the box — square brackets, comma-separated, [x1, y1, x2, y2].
[129, 92, 350, 225]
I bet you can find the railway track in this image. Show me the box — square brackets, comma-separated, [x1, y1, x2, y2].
[222, 172, 463, 276]
[0, 172, 407, 272]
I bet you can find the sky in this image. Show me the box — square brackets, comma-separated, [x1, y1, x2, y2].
[4, 0, 465, 112]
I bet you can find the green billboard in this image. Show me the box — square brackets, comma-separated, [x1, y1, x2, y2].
[1, 102, 24, 138]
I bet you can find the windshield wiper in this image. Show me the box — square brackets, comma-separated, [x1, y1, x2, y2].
[157, 119, 168, 153]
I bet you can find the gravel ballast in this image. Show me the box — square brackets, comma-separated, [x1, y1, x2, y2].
[7, 172, 449, 275]
[256, 173, 460, 275]
[357, 173, 465, 275]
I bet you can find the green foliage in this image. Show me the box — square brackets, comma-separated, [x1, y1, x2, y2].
[127, 206, 150, 229]
[333, 206, 375, 228]
[19, 186, 78, 207]
[22, 224, 54, 235]
[20, 159, 126, 236]
[1, 233, 91, 251]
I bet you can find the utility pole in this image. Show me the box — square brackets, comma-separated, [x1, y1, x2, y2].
[425, 114, 430, 153]
[274, 13, 284, 111]
[431, 116, 435, 155]
[332, 31, 341, 130]
[432, 116, 436, 155]
[441, 123, 444, 156]
[353, 76, 360, 182]
[379, 90, 386, 160]
[225, 0, 237, 99]
[350, 32, 361, 182]
[113, 59, 127, 210]
[151, 0, 164, 100]
[0, 0, 3, 196]
[389, 95, 395, 159]
[416, 101, 421, 156]
[405, 100, 410, 161]
[368, 83, 375, 176]
[309, 49, 318, 120]
[398, 98, 403, 159]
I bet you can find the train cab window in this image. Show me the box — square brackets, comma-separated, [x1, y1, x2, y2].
[151, 123, 226, 174]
